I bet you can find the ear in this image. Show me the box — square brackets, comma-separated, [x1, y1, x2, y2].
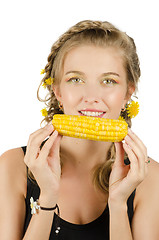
[122, 84, 135, 108]
[52, 85, 62, 102]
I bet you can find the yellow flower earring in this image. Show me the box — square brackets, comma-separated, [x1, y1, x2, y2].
[119, 100, 139, 121]
[126, 101, 139, 118]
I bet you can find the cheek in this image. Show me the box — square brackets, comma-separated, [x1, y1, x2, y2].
[104, 89, 126, 112]
[110, 92, 125, 104]
[60, 84, 80, 105]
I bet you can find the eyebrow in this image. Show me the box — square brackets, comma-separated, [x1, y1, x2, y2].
[65, 71, 120, 78]
[101, 72, 120, 77]
[65, 71, 86, 76]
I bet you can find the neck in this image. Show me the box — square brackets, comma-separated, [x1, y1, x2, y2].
[60, 136, 112, 175]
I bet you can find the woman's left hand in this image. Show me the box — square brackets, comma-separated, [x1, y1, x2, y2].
[108, 128, 148, 204]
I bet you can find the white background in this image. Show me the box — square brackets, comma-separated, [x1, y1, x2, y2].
[0, 0, 159, 162]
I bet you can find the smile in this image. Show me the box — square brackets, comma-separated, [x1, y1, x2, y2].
[79, 111, 106, 117]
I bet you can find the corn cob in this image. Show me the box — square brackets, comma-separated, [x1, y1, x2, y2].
[52, 114, 128, 142]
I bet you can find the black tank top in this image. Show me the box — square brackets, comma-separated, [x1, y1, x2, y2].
[22, 146, 136, 240]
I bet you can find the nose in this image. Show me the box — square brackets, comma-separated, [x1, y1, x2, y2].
[83, 84, 100, 104]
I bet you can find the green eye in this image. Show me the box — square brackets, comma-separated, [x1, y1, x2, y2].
[102, 79, 117, 85]
[68, 77, 83, 83]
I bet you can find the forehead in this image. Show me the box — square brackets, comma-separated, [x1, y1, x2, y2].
[62, 45, 126, 78]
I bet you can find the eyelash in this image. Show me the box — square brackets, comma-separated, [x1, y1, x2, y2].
[67, 77, 118, 85]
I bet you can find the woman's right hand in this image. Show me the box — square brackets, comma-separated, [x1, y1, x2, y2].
[24, 124, 62, 204]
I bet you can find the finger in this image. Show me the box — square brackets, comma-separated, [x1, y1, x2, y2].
[49, 133, 62, 159]
[25, 124, 54, 161]
[125, 134, 147, 171]
[49, 134, 63, 172]
[125, 135, 145, 159]
[123, 141, 139, 174]
[123, 141, 147, 184]
[39, 130, 59, 161]
[114, 142, 125, 167]
[127, 129, 147, 159]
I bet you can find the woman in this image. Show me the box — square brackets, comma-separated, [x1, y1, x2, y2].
[0, 20, 159, 240]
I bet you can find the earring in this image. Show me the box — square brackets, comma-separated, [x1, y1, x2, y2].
[58, 101, 63, 111]
[126, 101, 139, 118]
[120, 100, 139, 119]
[121, 107, 126, 112]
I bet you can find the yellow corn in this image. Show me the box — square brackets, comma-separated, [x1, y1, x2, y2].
[52, 114, 128, 142]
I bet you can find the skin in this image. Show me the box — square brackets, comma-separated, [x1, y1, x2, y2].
[55, 45, 129, 119]
[53, 45, 134, 170]
[1, 44, 159, 239]
[52, 45, 148, 224]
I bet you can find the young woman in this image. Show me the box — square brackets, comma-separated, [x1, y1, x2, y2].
[0, 20, 159, 240]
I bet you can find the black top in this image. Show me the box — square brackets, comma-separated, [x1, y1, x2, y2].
[22, 146, 136, 240]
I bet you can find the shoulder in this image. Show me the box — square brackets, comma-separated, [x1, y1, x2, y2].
[132, 158, 159, 239]
[0, 147, 27, 196]
[0, 147, 26, 170]
[0, 147, 27, 238]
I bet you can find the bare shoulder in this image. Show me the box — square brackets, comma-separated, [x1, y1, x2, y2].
[0, 147, 27, 239]
[132, 158, 159, 239]
[0, 147, 27, 195]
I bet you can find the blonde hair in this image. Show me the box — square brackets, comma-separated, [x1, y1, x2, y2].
[36, 20, 140, 193]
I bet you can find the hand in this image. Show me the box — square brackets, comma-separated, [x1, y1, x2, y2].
[24, 124, 62, 202]
[108, 128, 148, 204]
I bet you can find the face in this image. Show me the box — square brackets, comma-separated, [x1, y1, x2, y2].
[53, 45, 133, 119]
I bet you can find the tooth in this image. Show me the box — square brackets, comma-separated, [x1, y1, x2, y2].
[90, 112, 95, 116]
[80, 111, 104, 116]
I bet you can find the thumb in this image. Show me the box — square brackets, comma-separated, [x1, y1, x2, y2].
[114, 142, 125, 167]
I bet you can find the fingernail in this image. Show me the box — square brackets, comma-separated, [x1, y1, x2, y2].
[45, 124, 53, 131]
[53, 130, 58, 136]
